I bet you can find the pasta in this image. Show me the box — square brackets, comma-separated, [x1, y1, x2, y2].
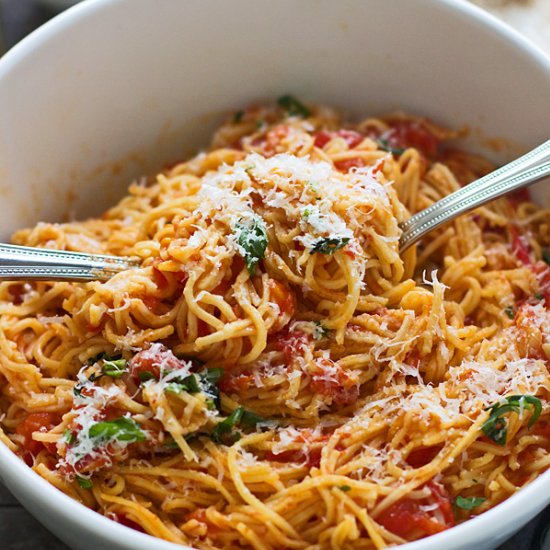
[1, 97, 550, 549]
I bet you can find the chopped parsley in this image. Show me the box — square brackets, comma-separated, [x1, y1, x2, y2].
[211, 406, 266, 445]
[88, 417, 146, 443]
[504, 306, 515, 319]
[277, 94, 311, 118]
[377, 138, 405, 156]
[76, 476, 93, 489]
[454, 496, 485, 510]
[313, 321, 329, 340]
[481, 395, 542, 445]
[311, 237, 350, 255]
[234, 215, 268, 275]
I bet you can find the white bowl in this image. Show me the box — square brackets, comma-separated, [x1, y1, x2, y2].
[0, 1, 549, 549]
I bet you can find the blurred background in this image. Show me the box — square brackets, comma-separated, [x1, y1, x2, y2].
[0, 0, 548, 549]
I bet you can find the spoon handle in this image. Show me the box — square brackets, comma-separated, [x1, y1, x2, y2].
[0, 244, 139, 281]
[399, 140, 550, 252]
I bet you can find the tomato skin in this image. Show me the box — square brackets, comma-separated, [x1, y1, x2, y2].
[16, 412, 59, 457]
[380, 120, 440, 158]
[406, 446, 442, 468]
[377, 481, 454, 540]
[510, 225, 532, 266]
[310, 359, 359, 407]
[128, 343, 184, 381]
[275, 330, 312, 364]
[314, 129, 364, 149]
[334, 157, 366, 172]
[110, 513, 146, 533]
[268, 279, 296, 318]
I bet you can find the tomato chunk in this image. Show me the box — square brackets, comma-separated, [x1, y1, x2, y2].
[406, 446, 442, 468]
[377, 481, 454, 540]
[16, 412, 59, 457]
[128, 343, 185, 381]
[310, 357, 359, 406]
[380, 119, 441, 158]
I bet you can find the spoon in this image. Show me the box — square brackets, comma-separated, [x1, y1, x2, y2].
[0, 140, 548, 282]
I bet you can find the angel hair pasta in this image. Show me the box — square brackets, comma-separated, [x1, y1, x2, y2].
[1, 97, 550, 549]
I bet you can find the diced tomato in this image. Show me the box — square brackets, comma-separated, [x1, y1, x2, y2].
[533, 420, 550, 439]
[219, 371, 254, 394]
[16, 412, 60, 458]
[310, 358, 359, 407]
[128, 343, 184, 381]
[110, 513, 146, 533]
[8, 284, 25, 305]
[406, 446, 443, 468]
[508, 187, 531, 209]
[313, 131, 332, 148]
[274, 329, 312, 364]
[379, 119, 441, 158]
[314, 129, 364, 149]
[212, 279, 231, 296]
[510, 225, 532, 266]
[252, 124, 291, 156]
[142, 296, 160, 311]
[377, 481, 454, 540]
[268, 279, 296, 318]
[334, 157, 366, 172]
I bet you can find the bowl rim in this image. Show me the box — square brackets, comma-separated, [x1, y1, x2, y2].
[0, 0, 549, 549]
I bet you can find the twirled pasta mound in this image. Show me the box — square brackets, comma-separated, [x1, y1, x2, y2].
[1, 98, 550, 549]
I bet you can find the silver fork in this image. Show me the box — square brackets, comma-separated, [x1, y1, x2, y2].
[0, 140, 547, 282]
[0, 244, 139, 282]
[399, 139, 550, 252]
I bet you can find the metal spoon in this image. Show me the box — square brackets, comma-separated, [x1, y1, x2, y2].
[0, 140, 547, 282]
[399, 139, 550, 252]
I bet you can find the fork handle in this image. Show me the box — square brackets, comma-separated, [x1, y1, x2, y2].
[0, 244, 139, 282]
[399, 140, 550, 252]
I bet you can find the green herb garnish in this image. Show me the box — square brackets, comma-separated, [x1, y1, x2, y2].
[313, 320, 329, 340]
[234, 215, 268, 275]
[311, 237, 350, 255]
[481, 395, 542, 445]
[211, 406, 266, 445]
[504, 306, 515, 319]
[76, 476, 93, 489]
[138, 371, 155, 382]
[543, 249, 550, 265]
[233, 110, 244, 123]
[338, 485, 351, 492]
[377, 138, 405, 156]
[454, 496, 485, 510]
[277, 95, 310, 118]
[535, 292, 544, 301]
[102, 358, 127, 378]
[88, 417, 146, 443]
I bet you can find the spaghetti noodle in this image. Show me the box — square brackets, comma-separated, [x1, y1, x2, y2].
[1, 97, 549, 549]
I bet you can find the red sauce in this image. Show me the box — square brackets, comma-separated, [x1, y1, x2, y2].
[406, 446, 443, 468]
[16, 412, 60, 461]
[379, 119, 441, 158]
[377, 481, 454, 539]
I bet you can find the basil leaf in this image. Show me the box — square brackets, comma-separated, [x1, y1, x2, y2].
[504, 306, 515, 319]
[102, 358, 127, 378]
[535, 292, 544, 301]
[277, 95, 310, 118]
[138, 371, 155, 382]
[87, 352, 105, 365]
[76, 476, 93, 489]
[338, 485, 351, 492]
[165, 374, 201, 395]
[482, 395, 542, 445]
[454, 496, 485, 510]
[311, 237, 350, 255]
[88, 417, 146, 443]
[313, 320, 329, 340]
[234, 215, 268, 275]
[377, 138, 405, 156]
[233, 110, 244, 123]
[211, 406, 266, 444]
